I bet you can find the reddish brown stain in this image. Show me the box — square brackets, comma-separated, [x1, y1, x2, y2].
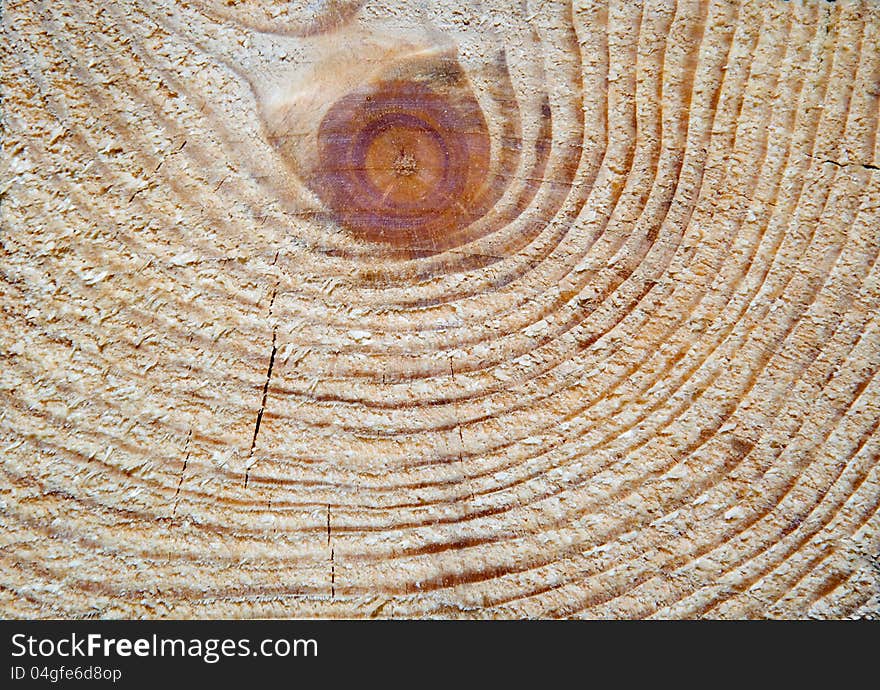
[309, 77, 492, 250]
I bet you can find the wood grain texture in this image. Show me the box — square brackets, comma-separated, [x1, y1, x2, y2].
[2, 0, 879, 619]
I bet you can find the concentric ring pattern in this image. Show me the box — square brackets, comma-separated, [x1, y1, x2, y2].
[1, 0, 879, 619]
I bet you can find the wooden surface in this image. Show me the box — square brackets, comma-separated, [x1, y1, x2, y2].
[2, 0, 879, 619]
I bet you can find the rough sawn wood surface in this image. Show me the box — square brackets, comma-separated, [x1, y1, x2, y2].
[1, 0, 879, 618]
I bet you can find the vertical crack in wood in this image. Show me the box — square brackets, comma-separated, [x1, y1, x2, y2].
[244, 269, 280, 489]
[327, 504, 335, 599]
[244, 325, 277, 488]
[171, 428, 192, 518]
[326, 503, 331, 547]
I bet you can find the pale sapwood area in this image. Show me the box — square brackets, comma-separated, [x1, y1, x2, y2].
[1, 0, 879, 619]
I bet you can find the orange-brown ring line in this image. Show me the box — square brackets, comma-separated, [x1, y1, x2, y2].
[312, 79, 492, 249]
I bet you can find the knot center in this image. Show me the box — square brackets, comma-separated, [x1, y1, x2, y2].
[392, 149, 418, 177]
